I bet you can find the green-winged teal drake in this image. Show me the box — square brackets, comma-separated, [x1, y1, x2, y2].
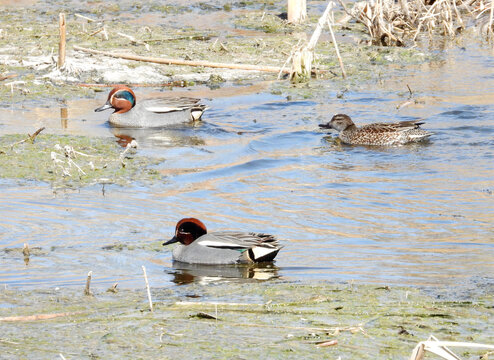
[319, 114, 432, 146]
[163, 218, 282, 265]
[95, 85, 207, 128]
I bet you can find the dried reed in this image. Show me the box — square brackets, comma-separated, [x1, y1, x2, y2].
[339, 0, 494, 45]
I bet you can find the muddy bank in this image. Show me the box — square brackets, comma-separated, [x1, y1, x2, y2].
[0, 0, 436, 104]
[1, 281, 493, 359]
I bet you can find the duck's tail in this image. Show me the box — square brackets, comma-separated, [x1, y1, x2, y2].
[410, 130, 433, 142]
[248, 247, 281, 263]
[190, 105, 209, 121]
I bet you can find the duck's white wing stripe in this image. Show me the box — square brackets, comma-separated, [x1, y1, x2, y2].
[198, 240, 245, 249]
[145, 106, 183, 113]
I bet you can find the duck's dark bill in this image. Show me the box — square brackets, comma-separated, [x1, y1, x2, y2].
[94, 102, 113, 112]
[318, 123, 332, 129]
[163, 236, 179, 246]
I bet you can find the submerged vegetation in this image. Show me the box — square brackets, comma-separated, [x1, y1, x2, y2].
[0, 134, 164, 188]
[0, 281, 493, 359]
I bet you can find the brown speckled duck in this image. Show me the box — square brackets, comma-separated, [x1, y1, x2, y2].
[319, 114, 432, 146]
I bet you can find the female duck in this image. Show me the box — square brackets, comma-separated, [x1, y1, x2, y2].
[319, 114, 432, 146]
[163, 218, 282, 265]
[95, 85, 207, 128]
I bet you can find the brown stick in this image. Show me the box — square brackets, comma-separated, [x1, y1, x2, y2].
[89, 27, 105, 37]
[73, 46, 291, 74]
[0, 73, 17, 81]
[0, 312, 78, 322]
[316, 339, 338, 347]
[58, 13, 66, 69]
[29, 127, 45, 142]
[76, 81, 189, 88]
[9, 127, 45, 149]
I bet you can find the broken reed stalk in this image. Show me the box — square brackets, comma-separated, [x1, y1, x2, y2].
[73, 46, 291, 74]
[106, 282, 118, 293]
[77, 81, 189, 88]
[411, 343, 426, 360]
[29, 127, 45, 142]
[58, 13, 66, 69]
[288, 0, 307, 24]
[117, 32, 150, 50]
[489, 0, 494, 37]
[142, 265, 153, 312]
[409, 335, 494, 360]
[84, 271, 92, 296]
[9, 127, 45, 149]
[74, 13, 95, 22]
[22, 243, 30, 265]
[316, 339, 338, 347]
[22, 243, 30, 257]
[290, 1, 334, 81]
[327, 16, 346, 78]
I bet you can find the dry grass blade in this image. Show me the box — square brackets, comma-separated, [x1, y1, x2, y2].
[142, 265, 153, 312]
[0, 312, 79, 322]
[316, 339, 338, 347]
[409, 335, 494, 360]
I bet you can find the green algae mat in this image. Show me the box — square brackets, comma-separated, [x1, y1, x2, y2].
[0, 134, 164, 187]
[1, 282, 492, 359]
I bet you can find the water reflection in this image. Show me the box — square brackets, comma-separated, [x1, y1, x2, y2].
[1, 38, 494, 291]
[110, 126, 206, 148]
[60, 105, 68, 129]
[168, 262, 279, 285]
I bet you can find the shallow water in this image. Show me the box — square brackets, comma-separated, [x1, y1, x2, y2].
[1, 39, 493, 291]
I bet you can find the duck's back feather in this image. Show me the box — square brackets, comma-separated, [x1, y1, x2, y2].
[359, 120, 425, 133]
[196, 231, 280, 250]
[142, 97, 201, 113]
